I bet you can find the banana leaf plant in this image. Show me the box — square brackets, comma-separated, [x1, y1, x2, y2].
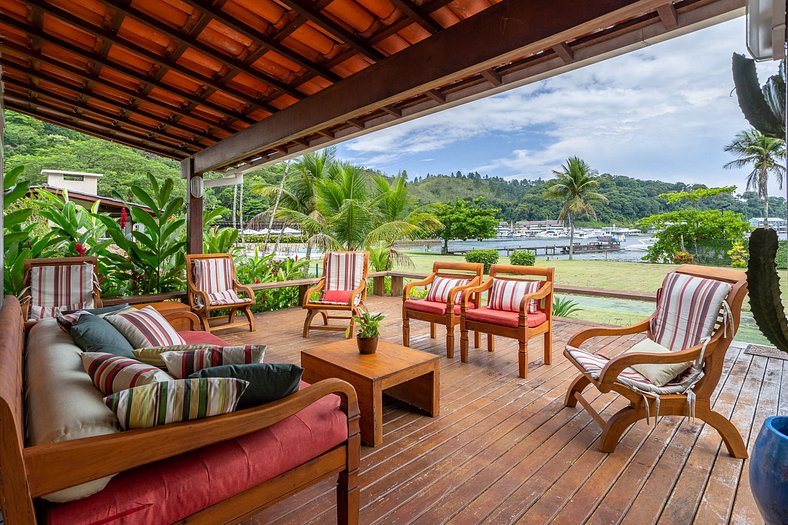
[203, 207, 240, 255]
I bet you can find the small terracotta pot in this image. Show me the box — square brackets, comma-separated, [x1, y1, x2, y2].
[356, 336, 379, 354]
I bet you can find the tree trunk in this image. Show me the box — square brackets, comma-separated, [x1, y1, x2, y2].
[264, 163, 289, 253]
[569, 219, 575, 260]
[442, 237, 449, 255]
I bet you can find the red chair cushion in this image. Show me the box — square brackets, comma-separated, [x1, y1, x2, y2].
[320, 289, 353, 304]
[404, 299, 476, 316]
[179, 330, 228, 346]
[465, 306, 547, 328]
[46, 382, 347, 525]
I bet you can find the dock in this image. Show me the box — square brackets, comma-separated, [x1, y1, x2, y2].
[447, 240, 621, 256]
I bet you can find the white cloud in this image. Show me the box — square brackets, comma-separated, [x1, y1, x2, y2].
[339, 17, 785, 194]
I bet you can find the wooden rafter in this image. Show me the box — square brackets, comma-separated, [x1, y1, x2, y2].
[389, 0, 443, 34]
[657, 3, 680, 30]
[480, 69, 503, 86]
[552, 42, 575, 63]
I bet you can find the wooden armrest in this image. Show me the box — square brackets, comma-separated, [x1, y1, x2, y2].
[303, 278, 326, 306]
[447, 276, 481, 305]
[596, 339, 715, 391]
[462, 278, 492, 306]
[519, 282, 553, 313]
[163, 310, 205, 331]
[403, 274, 435, 299]
[23, 378, 359, 497]
[567, 319, 651, 348]
[234, 282, 255, 301]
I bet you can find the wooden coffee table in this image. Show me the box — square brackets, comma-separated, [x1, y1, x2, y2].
[301, 339, 440, 447]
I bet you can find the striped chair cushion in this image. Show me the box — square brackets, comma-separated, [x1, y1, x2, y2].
[425, 276, 470, 304]
[28, 262, 96, 319]
[160, 345, 267, 379]
[106, 306, 186, 348]
[488, 278, 541, 313]
[193, 258, 235, 295]
[566, 347, 652, 385]
[104, 378, 248, 430]
[651, 272, 732, 352]
[132, 345, 215, 367]
[325, 252, 366, 291]
[207, 289, 252, 306]
[82, 352, 172, 395]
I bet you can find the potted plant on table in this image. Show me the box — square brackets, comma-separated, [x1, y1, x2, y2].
[350, 311, 385, 354]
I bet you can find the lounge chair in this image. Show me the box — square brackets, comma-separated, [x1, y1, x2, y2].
[185, 253, 256, 333]
[21, 257, 102, 320]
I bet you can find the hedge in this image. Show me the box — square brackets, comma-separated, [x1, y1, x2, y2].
[465, 249, 499, 273]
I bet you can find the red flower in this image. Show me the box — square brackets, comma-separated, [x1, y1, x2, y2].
[254, 278, 260, 284]
[74, 243, 87, 256]
[119, 207, 128, 229]
[295, 255, 299, 261]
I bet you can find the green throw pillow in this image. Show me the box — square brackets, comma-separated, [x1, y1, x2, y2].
[189, 363, 303, 409]
[70, 315, 135, 358]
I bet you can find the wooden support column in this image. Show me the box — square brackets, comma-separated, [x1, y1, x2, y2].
[390, 275, 404, 297]
[373, 275, 386, 296]
[183, 156, 203, 254]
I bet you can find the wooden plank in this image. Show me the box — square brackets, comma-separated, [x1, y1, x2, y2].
[553, 42, 575, 63]
[390, 0, 444, 34]
[192, 0, 673, 172]
[184, 158, 203, 254]
[657, 3, 680, 30]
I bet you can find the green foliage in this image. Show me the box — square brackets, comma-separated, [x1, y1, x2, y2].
[638, 209, 751, 264]
[234, 251, 310, 312]
[203, 208, 239, 255]
[671, 251, 696, 264]
[776, 240, 788, 270]
[728, 241, 748, 268]
[659, 186, 737, 206]
[552, 296, 581, 318]
[238, 234, 304, 244]
[746, 228, 788, 353]
[731, 53, 785, 139]
[510, 250, 536, 266]
[352, 311, 385, 338]
[435, 198, 498, 254]
[464, 249, 499, 273]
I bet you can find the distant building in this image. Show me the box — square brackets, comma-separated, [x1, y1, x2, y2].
[749, 217, 787, 230]
[42, 169, 102, 195]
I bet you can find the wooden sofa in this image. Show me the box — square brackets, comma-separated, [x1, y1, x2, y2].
[0, 296, 361, 524]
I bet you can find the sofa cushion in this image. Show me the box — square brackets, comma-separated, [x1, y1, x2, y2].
[26, 319, 120, 503]
[404, 299, 476, 316]
[132, 344, 214, 367]
[105, 378, 248, 430]
[190, 364, 304, 409]
[106, 306, 186, 348]
[179, 330, 228, 346]
[82, 353, 172, 395]
[46, 382, 348, 525]
[70, 314, 135, 357]
[161, 345, 267, 379]
[57, 303, 131, 332]
[465, 306, 547, 328]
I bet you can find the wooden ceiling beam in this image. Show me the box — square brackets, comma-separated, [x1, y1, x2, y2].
[389, 0, 443, 34]
[101, 0, 305, 100]
[552, 42, 575, 63]
[381, 105, 402, 117]
[0, 46, 230, 135]
[192, 0, 674, 173]
[27, 0, 281, 117]
[479, 69, 502, 86]
[3, 79, 205, 149]
[424, 89, 445, 103]
[657, 3, 679, 30]
[178, 0, 341, 83]
[0, 14, 257, 126]
[278, 0, 386, 61]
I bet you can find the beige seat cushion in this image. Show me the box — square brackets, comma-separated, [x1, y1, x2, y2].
[626, 338, 692, 387]
[26, 319, 121, 503]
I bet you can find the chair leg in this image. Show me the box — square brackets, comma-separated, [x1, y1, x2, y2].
[402, 311, 410, 347]
[543, 330, 552, 365]
[446, 325, 454, 359]
[518, 340, 528, 378]
[564, 374, 591, 407]
[242, 306, 256, 332]
[599, 405, 643, 453]
[460, 325, 469, 362]
[487, 334, 494, 352]
[337, 469, 359, 525]
[346, 314, 355, 339]
[474, 331, 480, 349]
[430, 322, 436, 339]
[698, 407, 748, 459]
[227, 308, 236, 325]
[199, 311, 212, 333]
[321, 311, 329, 325]
[303, 309, 317, 338]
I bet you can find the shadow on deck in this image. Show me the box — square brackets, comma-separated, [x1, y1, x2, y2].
[215, 296, 784, 525]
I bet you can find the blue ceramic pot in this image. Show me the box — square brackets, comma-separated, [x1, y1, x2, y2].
[750, 416, 788, 525]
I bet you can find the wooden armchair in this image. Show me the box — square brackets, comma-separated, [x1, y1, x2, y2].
[185, 253, 256, 333]
[563, 265, 748, 457]
[303, 251, 369, 338]
[460, 265, 554, 378]
[402, 261, 484, 358]
[21, 257, 102, 320]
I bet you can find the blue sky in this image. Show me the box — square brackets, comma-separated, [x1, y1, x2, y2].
[336, 16, 785, 195]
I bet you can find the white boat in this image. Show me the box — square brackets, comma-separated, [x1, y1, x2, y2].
[624, 238, 656, 252]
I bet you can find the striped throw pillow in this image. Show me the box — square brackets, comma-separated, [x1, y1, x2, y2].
[425, 276, 470, 304]
[651, 272, 732, 352]
[132, 345, 215, 367]
[82, 352, 172, 395]
[104, 378, 248, 430]
[488, 279, 541, 313]
[106, 306, 186, 348]
[160, 345, 267, 379]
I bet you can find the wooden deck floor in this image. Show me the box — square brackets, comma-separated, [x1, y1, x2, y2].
[219, 296, 785, 525]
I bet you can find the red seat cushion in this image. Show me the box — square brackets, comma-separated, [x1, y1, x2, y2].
[465, 307, 547, 328]
[179, 330, 228, 346]
[320, 289, 353, 304]
[46, 382, 348, 525]
[404, 299, 476, 316]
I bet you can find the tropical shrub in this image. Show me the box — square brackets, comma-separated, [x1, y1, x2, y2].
[234, 251, 310, 312]
[203, 208, 239, 255]
[435, 198, 498, 254]
[510, 250, 536, 266]
[552, 296, 581, 317]
[672, 251, 695, 264]
[728, 241, 748, 268]
[465, 249, 499, 273]
[776, 240, 788, 269]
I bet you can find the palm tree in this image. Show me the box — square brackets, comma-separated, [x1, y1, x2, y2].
[544, 157, 608, 260]
[724, 129, 786, 229]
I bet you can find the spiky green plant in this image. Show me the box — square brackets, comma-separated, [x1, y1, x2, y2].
[731, 53, 785, 138]
[552, 296, 581, 318]
[747, 228, 788, 353]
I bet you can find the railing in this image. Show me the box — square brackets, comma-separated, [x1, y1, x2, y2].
[101, 270, 656, 306]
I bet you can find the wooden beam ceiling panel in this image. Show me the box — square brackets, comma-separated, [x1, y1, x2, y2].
[552, 42, 575, 63]
[389, 0, 443, 34]
[191, 0, 700, 173]
[657, 3, 680, 30]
